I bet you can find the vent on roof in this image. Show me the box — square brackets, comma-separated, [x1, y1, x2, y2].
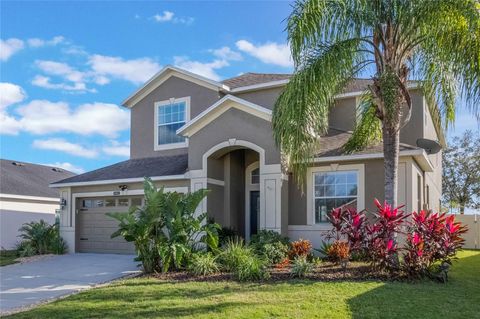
[12, 162, 25, 167]
[52, 167, 63, 172]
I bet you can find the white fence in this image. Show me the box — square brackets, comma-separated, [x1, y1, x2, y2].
[450, 214, 479, 249]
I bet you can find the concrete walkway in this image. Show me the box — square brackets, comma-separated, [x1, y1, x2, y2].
[0, 253, 140, 314]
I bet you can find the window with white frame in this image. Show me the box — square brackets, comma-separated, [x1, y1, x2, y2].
[313, 170, 358, 223]
[155, 97, 190, 149]
[251, 168, 260, 184]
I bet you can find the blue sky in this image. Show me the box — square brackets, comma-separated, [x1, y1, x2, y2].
[0, 1, 478, 174]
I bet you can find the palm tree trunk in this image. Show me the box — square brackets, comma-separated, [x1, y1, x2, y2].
[383, 125, 400, 207]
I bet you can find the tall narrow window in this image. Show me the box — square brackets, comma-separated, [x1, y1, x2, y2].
[313, 170, 358, 223]
[155, 97, 190, 149]
[251, 168, 260, 184]
[417, 174, 422, 212]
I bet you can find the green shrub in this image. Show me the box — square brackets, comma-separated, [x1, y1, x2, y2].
[49, 233, 68, 255]
[187, 253, 219, 276]
[18, 220, 53, 254]
[291, 257, 314, 278]
[16, 240, 37, 257]
[109, 178, 220, 273]
[233, 254, 270, 281]
[218, 238, 252, 272]
[261, 242, 289, 265]
[218, 227, 238, 247]
[17, 220, 67, 255]
[250, 230, 289, 247]
[249, 230, 289, 265]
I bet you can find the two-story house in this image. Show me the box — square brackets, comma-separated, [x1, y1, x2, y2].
[51, 66, 444, 253]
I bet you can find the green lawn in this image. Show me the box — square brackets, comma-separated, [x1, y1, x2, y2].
[6, 250, 479, 319]
[0, 250, 18, 266]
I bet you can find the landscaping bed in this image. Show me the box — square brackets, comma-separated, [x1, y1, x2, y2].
[152, 261, 393, 283]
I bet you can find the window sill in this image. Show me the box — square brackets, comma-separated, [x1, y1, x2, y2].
[154, 141, 188, 151]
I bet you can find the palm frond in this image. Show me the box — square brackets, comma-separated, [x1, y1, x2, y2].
[344, 92, 382, 153]
[273, 36, 367, 185]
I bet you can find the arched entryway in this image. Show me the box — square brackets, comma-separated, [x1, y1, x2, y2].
[203, 143, 262, 239]
[189, 139, 284, 240]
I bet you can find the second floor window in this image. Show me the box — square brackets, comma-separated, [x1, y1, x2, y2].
[155, 97, 190, 148]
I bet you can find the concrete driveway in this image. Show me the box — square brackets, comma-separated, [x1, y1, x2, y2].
[0, 253, 140, 314]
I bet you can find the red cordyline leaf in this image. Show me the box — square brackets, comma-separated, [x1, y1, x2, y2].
[413, 232, 422, 245]
[387, 239, 396, 252]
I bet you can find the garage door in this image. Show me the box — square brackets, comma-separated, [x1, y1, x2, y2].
[76, 197, 142, 254]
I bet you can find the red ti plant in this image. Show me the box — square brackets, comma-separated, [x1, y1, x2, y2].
[404, 211, 467, 277]
[341, 207, 367, 254]
[366, 199, 409, 271]
[325, 207, 345, 241]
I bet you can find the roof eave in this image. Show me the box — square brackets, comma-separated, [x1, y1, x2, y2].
[50, 174, 188, 188]
[121, 65, 230, 108]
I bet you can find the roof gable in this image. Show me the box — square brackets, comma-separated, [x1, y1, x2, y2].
[122, 66, 230, 108]
[177, 95, 272, 137]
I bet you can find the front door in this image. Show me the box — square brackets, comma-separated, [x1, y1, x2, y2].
[250, 191, 260, 237]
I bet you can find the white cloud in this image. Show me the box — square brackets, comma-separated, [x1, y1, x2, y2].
[236, 40, 293, 67]
[153, 11, 174, 22]
[211, 46, 242, 61]
[33, 138, 98, 158]
[0, 82, 26, 110]
[32, 60, 97, 92]
[42, 162, 85, 174]
[88, 54, 161, 84]
[32, 75, 95, 93]
[0, 38, 24, 61]
[103, 140, 130, 157]
[174, 56, 228, 81]
[152, 11, 194, 25]
[7, 100, 130, 137]
[27, 36, 65, 48]
[36, 60, 85, 82]
[0, 83, 26, 135]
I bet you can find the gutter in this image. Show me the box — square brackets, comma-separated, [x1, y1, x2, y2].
[50, 174, 187, 188]
[313, 149, 434, 172]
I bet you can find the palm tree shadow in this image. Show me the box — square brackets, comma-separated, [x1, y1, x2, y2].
[346, 252, 480, 318]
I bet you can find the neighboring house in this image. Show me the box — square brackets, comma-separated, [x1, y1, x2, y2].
[0, 160, 75, 249]
[51, 66, 444, 253]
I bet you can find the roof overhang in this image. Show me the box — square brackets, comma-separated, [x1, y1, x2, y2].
[230, 79, 290, 93]
[0, 193, 60, 202]
[50, 174, 187, 188]
[176, 94, 272, 138]
[122, 65, 230, 108]
[313, 149, 434, 172]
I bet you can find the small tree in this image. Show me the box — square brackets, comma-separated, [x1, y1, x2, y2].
[442, 130, 480, 214]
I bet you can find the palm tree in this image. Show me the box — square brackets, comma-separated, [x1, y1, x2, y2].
[273, 0, 480, 207]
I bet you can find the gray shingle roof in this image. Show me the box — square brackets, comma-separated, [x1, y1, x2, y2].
[222, 73, 292, 89]
[0, 159, 76, 197]
[316, 128, 419, 157]
[52, 154, 188, 185]
[222, 73, 374, 94]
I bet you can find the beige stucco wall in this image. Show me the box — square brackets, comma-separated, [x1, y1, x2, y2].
[328, 97, 357, 132]
[235, 87, 284, 110]
[130, 76, 221, 159]
[188, 107, 281, 169]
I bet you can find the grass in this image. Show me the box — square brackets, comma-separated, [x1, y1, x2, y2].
[0, 250, 18, 266]
[5, 250, 479, 319]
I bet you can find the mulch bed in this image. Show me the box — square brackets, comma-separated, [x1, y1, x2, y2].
[151, 262, 399, 283]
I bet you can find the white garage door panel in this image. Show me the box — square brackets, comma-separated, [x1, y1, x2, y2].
[77, 204, 135, 254]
